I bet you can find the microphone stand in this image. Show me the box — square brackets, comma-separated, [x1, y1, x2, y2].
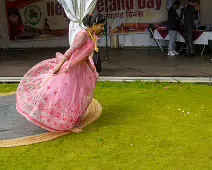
[103, 1, 110, 61]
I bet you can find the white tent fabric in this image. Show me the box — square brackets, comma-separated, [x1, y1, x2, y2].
[58, 0, 97, 45]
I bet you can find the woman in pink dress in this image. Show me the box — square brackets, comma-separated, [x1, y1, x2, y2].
[16, 13, 105, 133]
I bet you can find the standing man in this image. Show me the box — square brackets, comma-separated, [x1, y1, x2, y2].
[166, 0, 176, 11]
[194, 1, 201, 29]
[182, 0, 196, 57]
[167, 0, 181, 56]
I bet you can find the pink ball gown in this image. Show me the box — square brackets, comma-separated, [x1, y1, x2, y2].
[16, 30, 99, 132]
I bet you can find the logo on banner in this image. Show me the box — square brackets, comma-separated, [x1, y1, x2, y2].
[24, 5, 41, 26]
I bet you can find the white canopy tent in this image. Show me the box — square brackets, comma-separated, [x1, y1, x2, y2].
[58, 0, 97, 45]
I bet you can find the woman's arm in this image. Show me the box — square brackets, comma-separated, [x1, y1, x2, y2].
[64, 31, 88, 60]
[53, 31, 88, 74]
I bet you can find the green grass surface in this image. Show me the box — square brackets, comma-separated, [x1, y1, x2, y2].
[0, 84, 17, 93]
[0, 82, 212, 169]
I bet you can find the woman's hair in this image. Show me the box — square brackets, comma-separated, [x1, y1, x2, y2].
[82, 13, 105, 27]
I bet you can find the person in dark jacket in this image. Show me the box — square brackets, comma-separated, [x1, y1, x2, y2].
[182, 0, 196, 57]
[167, 0, 181, 56]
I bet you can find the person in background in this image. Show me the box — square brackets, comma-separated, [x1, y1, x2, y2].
[175, 1, 185, 53]
[181, 0, 196, 57]
[194, 1, 201, 29]
[167, 0, 181, 56]
[166, 0, 176, 11]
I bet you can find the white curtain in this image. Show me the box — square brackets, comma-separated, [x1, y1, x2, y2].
[58, 0, 97, 45]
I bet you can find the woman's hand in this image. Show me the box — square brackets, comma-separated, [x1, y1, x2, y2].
[53, 65, 61, 74]
[91, 67, 96, 73]
[53, 57, 67, 74]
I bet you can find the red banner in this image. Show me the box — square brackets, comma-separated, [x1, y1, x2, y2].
[5, 0, 168, 41]
[6, 0, 69, 41]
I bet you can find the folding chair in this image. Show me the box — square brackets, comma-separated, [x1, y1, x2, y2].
[180, 25, 207, 59]
[148, 24, 164, 52]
